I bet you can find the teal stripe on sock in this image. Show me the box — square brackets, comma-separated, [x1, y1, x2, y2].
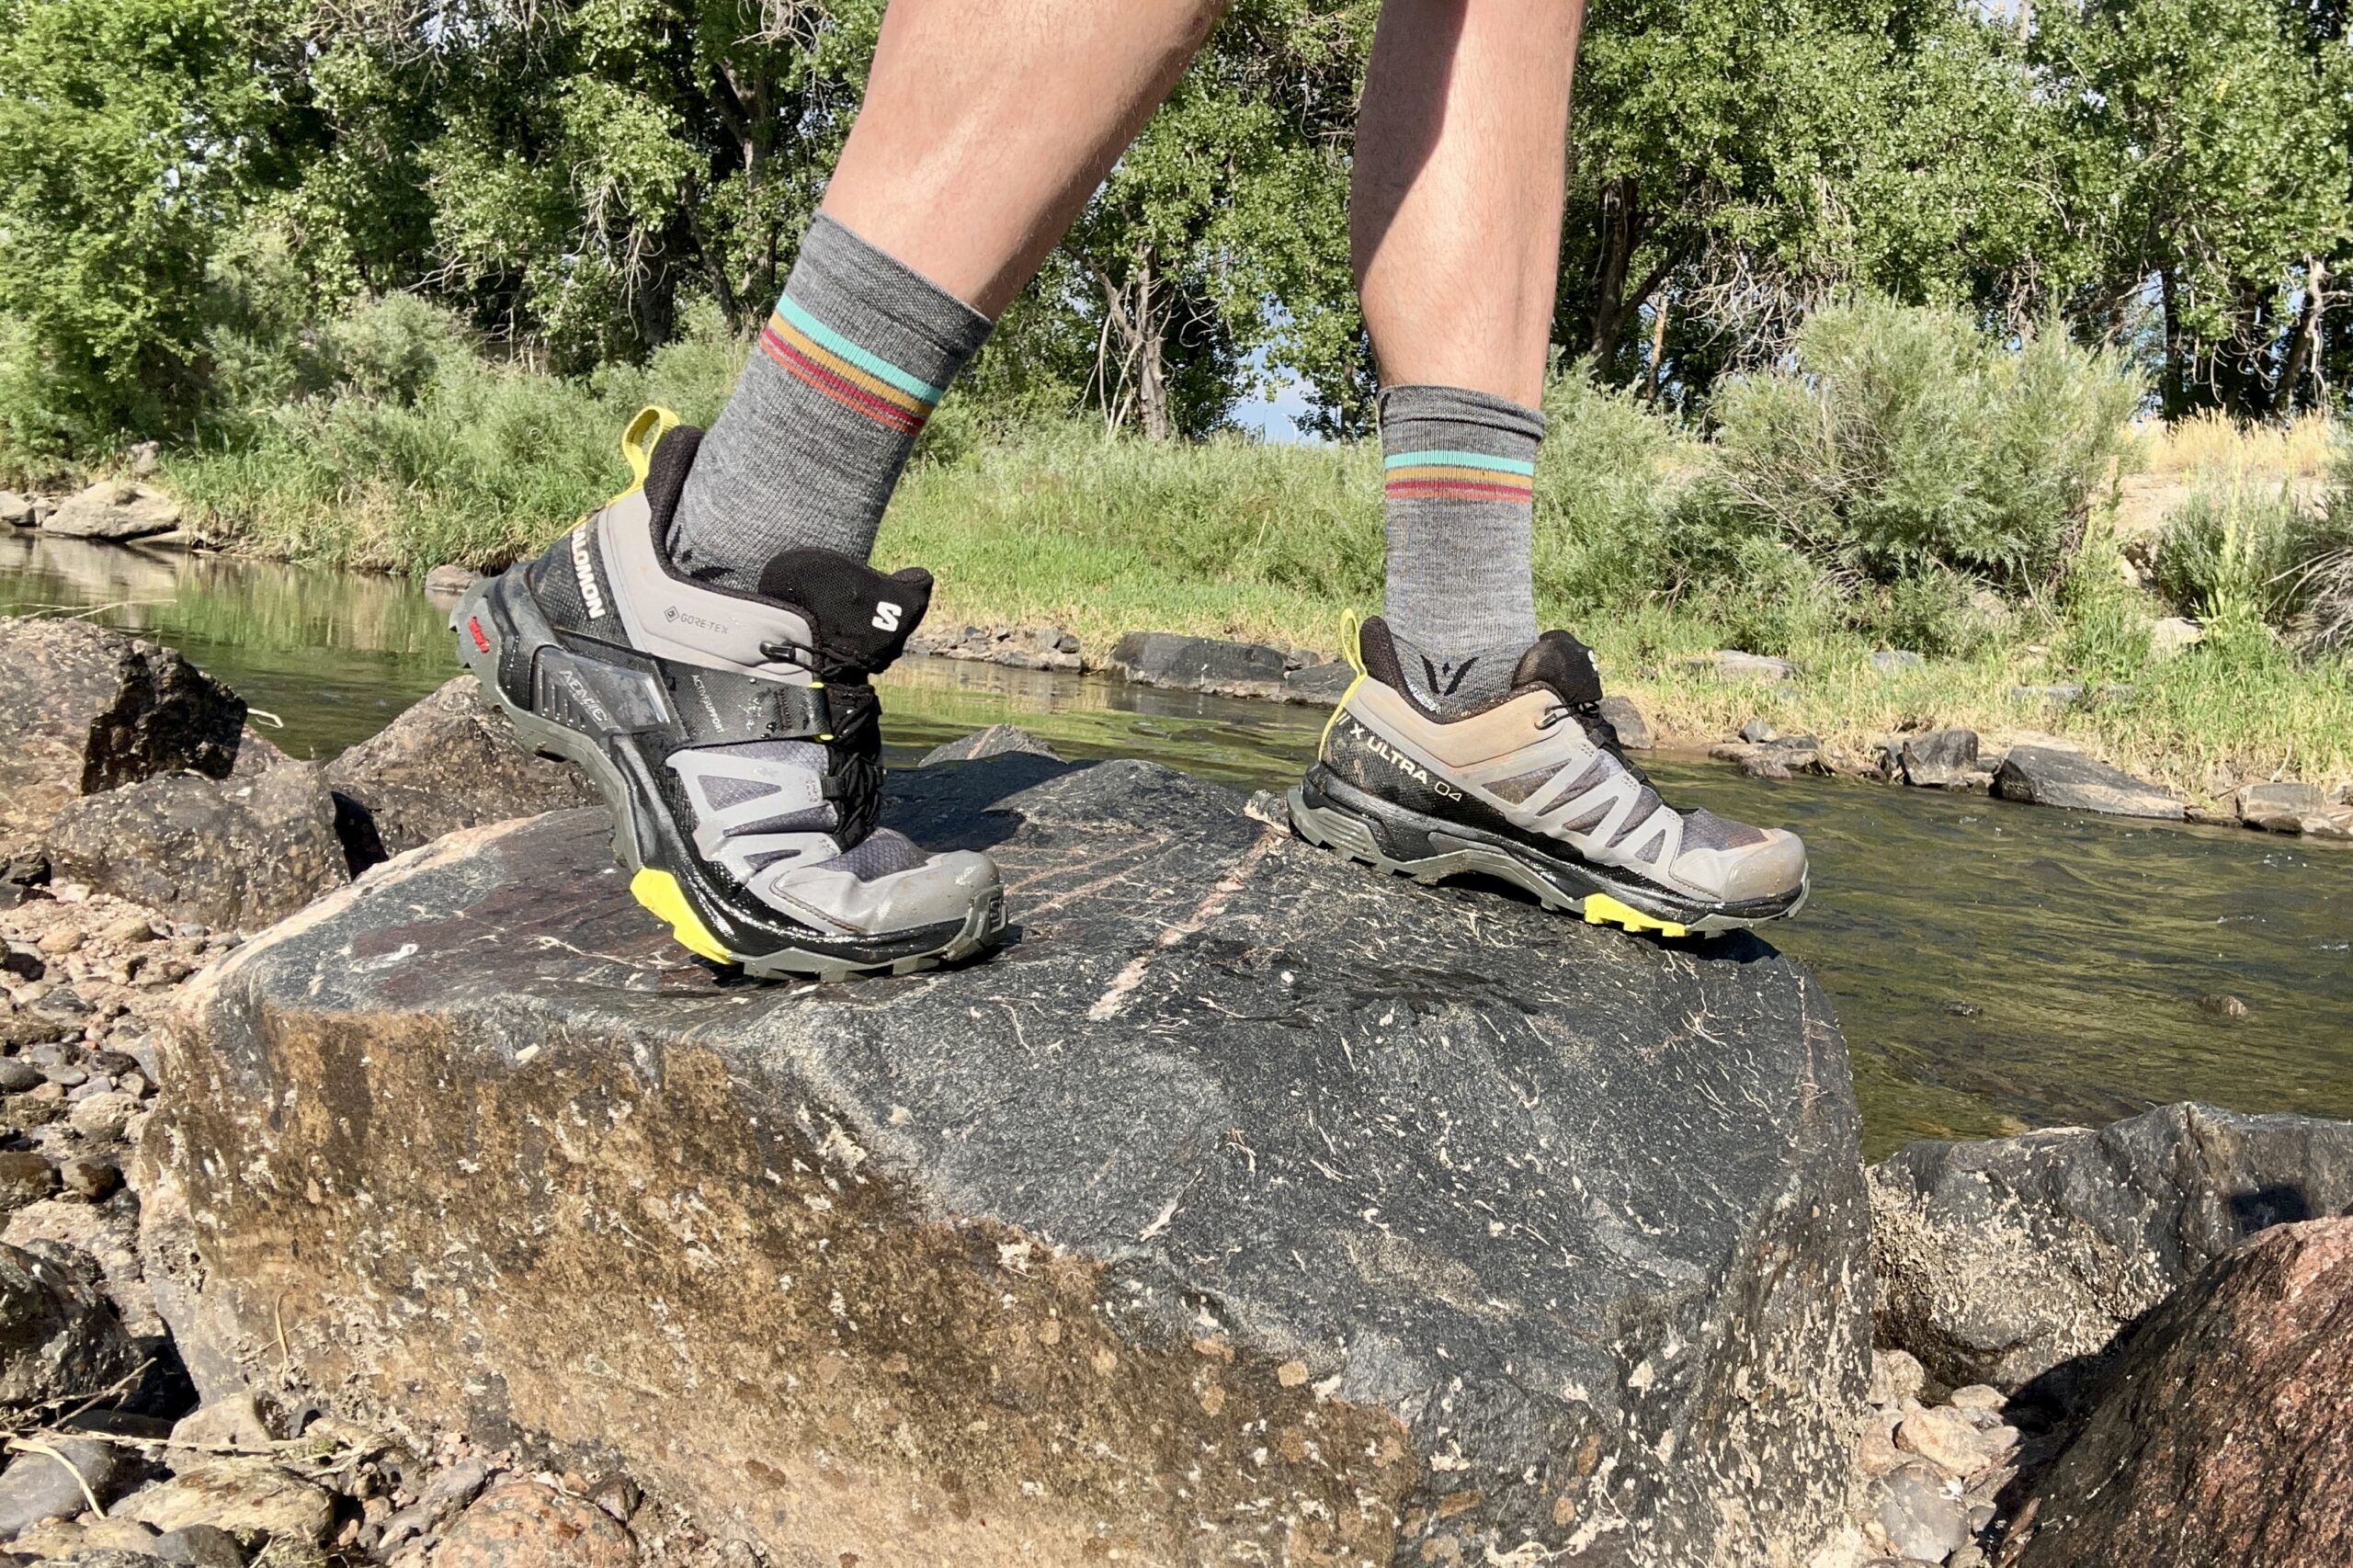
[774, 293, 948, 403]
[1383, 449, 1538, 475]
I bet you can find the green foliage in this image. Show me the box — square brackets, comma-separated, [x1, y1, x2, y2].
[1691, 298, 2143, 589]
[2153, 472, 2353, 645]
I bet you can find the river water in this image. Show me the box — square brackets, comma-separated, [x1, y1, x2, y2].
[7, 529, 2347, 1158]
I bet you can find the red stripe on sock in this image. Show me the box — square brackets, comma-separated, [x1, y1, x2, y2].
[1384, 479, 1534, 502]
[760, 328, 928, 435]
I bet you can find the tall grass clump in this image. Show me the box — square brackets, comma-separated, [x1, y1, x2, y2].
[2152, 466, 2353, 651]
[166, 297, 743, 573]
[1690, 298, 2143, 593]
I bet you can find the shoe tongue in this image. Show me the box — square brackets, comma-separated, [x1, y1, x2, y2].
[755, 548, 934, 673]
[1511, 630, 1606, 708]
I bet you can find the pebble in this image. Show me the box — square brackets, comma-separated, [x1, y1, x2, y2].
[1868, 1347, 1927, 1407]
[119, 1460, 336, 1545]
[1897, 1404, 2002, 1478]
[434, 1481, 640, 1568]
[61, 1156, 121, 1200]
[1947, 1383, 2006, 1415]
[0, 1149, 59, 1208]
[66, 1090, 138, 1141]
[170, 1394, 275, 1452]
[0, 1060, 43, 1092]
[36, 927, 83, 956]
[100, 916, 156, 946]
[152, 1523, 245, 1567]
[0, 1435, 126, 1538]
[1876, 1465, 1968, 1562]
[1855, 1422, 1904, 1478]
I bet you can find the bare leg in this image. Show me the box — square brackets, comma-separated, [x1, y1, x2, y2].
[1352, 0, 1586, 404]
[824, 0, 1232, 317]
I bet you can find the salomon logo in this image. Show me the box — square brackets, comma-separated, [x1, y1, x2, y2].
[572, 528, 606, 619]
[871, 601, 904, 633]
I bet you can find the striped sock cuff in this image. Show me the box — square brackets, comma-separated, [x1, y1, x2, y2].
[759, 294, 949, 437]
[1381, 448, 1538, 503]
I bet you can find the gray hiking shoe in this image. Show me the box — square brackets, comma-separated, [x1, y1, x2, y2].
[1289, 616, 1808, 935]
[453, 409, 1004, 980]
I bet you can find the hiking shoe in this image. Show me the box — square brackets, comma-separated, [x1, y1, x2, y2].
[452, 408, 1004, 981]
[1288, 616, 1808, 935]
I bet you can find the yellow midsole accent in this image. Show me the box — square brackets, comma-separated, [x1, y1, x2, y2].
[1580, 892, 1688, 937]
[630, 869, 735, 963]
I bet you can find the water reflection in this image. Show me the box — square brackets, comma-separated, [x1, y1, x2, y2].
[6, 528, 2347, 1156]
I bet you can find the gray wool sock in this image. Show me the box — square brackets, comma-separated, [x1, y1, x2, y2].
[1378, 383, 1545, 713]
[669, 214, 993, 587]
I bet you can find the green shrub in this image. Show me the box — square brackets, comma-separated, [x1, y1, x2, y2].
[2152, 472, 2353, 648]
[1529, 367, 1689, 617]
[1690, 296, 2143, 591]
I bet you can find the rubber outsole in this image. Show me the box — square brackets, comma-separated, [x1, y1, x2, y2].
[1286, 778, 1806, 937]
[450, 576, 1004, 983]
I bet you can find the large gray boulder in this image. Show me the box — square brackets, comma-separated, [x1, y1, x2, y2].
[142, 757, 1869, 1567]
[1108, 631, 1289, 690]
[324, 676, 597, 867]
[0, 619, 244, 838]
[1869, 1102, 2353, 1400]
[46, 763, 349, 931]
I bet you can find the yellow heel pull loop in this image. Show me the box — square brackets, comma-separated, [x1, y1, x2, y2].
[1338, 608, 1366, 676]
[620, 406, 683, 491]
[630, 869, 734, 963]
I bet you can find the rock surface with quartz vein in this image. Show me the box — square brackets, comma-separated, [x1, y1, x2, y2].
[140, 755, 1869, 1568]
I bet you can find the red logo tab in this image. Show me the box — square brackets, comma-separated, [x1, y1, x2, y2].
[467, 616, 491, 653]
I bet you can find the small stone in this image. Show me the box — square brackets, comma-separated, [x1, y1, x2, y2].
[37, 929, 83, 957]
[434, 1482, 639, 1568]
[423, 565, 481, 599]
[1947, 1384, 2005, 1414]
[1856, 1423, 1904, 1479]
[1869, 1347, 1927, 1407]
[0, 1436, 126, 1538]
[1595, 695, 1653, 751]
[2147, 617, 2201, 659]
[150, 1524, 246, 1568]
[2196, 994, 2249, 1019]
[1896, 1405, 2000, 1478]
[585, 1474, 641, 1524]
[58, 1159, 119, 1202]
[98, 917, 155, 948]
[66, 1092, 137, 1142]
[1693, 650, 1799, 681]
[74, 1517, 161, 1552]
[0, 1151, 58, 1209]
[1876, 1466, 1968, 1562]
[1739, 719, 1780, 744]
[169, 1394, 274, 1453]
[118, 1461, 335, 1545]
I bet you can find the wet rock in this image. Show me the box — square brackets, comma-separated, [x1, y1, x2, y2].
[1281, 659, 1357, 700]
[1869, 1102, 2353, 1397]
[43, 483, 181, 543]
[117, 1462, 334, 1546]
[2237, 780, 2328, 833]
[0, 1435, 126, 1536]
[0, 493, 33, 528]
[0, 620, 244, 839]
[0, 1153, 56, 1211]
[1870, 650, 1926, 675]
[146, 757, 1870, 1566]
[1992, 746, 2182, 820]
[322, 676, 596, 869]
[2016, 1218, 2353, 1568]
[1875, 1464, 1968, 1562]
[1107, 631, 1288, 691]
[908, 623, 1083, 672]
[915, 724, 1062, 767]
[150, 1524, 245, 1568]
[1597, 693, 1654, 750]
[1899, 729, 1980, 789]
[0, 1242, 141, 1409]
[422, 565, 480, 601]
[435, 1482, 637, 1568]
[46, 767, 349, 931]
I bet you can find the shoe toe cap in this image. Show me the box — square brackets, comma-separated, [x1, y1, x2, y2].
[1676, 826, 1808, 903]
